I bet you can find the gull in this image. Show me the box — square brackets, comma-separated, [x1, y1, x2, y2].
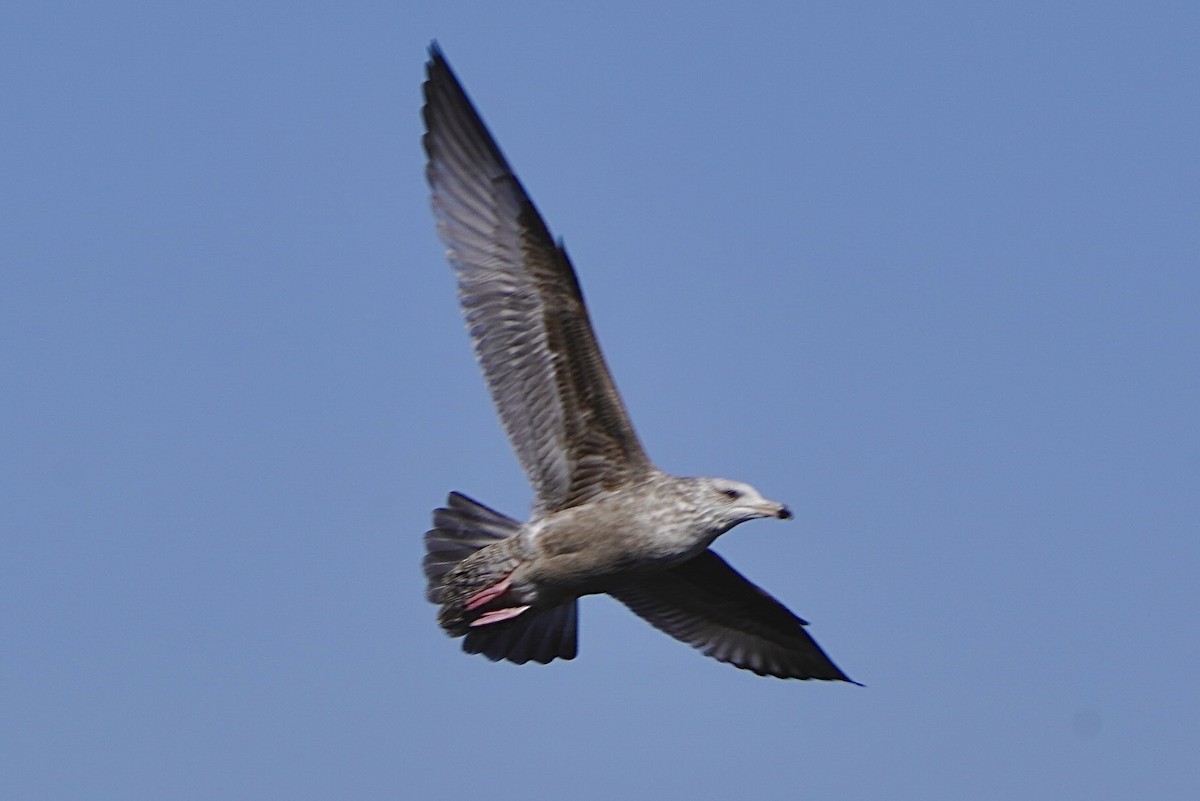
[421, 45, 856, 682]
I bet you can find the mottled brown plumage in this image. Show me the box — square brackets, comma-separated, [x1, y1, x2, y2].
[421, 45, 856, 682]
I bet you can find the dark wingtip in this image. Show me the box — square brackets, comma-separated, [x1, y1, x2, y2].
[777, 506, 793, 520]
[426, 41, 448, 77]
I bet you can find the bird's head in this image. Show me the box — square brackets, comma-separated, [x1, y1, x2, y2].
[689, 477, 793, 531]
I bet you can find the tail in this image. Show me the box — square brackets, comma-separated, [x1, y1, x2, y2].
[423, 491, 521, 602]
[423, 492, 578, 664]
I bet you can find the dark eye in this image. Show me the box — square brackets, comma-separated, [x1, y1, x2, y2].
[720, 488, 742, 500]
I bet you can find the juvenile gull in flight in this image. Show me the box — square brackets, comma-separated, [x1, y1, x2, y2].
[421, 45, 855, 682]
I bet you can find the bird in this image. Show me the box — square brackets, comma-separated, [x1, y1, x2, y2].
[420, 44, 856, 682]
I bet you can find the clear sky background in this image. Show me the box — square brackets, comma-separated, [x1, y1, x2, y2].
[3, 2, 1197, 799]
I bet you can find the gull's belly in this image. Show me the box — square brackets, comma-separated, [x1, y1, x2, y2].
[522, 505, 714, 595]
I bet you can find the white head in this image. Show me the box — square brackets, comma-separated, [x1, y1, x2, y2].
[687, 476, 793, 533]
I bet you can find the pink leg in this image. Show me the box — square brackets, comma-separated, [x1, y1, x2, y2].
[464, 574, 513, 611]
[469, 605, 531, 627]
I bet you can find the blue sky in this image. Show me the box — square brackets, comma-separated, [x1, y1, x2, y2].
[3, 1, 1197, 798]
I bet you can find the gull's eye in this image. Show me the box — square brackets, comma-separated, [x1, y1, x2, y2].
[719, 487, 742, 500]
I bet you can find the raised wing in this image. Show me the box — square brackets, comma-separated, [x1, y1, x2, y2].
[422, 45, 654, 514]
[610, 550, 859, 682]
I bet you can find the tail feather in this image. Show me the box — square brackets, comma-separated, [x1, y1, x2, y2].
[423, 492, 520, 602]
[464, 602, 578, 664]
[423, 491, 579, 664]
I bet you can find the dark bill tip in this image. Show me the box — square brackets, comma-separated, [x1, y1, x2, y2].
[777, 505, 793, 520]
